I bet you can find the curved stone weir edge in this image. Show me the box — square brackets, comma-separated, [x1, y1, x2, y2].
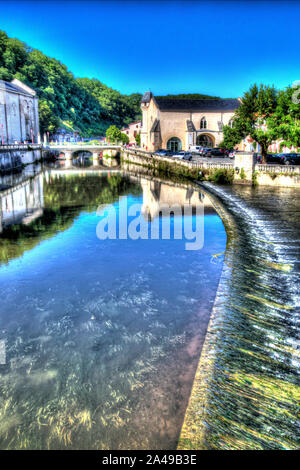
[177, 182, 299, 450]
[177, 182, 238, 450]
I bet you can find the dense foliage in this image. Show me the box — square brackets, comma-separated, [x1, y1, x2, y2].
[221, 84, 278, 156]
[267, 86, 300, 150]
[2, 29, 299, 150]
[221, 83, 300, 156]
[0, 30, 142, 136]
[106, 125, 122, 143]
[120, 133, 129, 145]
[135, 132, 141, 146]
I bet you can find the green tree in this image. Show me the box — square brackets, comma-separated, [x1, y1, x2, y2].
[120, 132, 129, 145]
[38, 99, 60, 134]
[0, 29, 142, 138]
[135, 132, 141, 146]
[222, 84, 278, 159]
[106, 125, 121, 143]
[267, 86, 300, 150]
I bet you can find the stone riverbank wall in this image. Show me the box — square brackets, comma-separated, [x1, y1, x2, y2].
[0, 144, 42, 172]
[121, 148, 300, 187]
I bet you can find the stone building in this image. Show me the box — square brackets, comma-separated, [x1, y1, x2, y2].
[121, 120, 141, 144]
[140, 92, 240, 151]
[51, 126, 80, 143]
[0, 79, 39, 144]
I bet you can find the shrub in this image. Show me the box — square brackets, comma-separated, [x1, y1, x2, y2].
[240, 168, 246, 179]
[208, 169, 234, 184]
[252, 171, 258, 186]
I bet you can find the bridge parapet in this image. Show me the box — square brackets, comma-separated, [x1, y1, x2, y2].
[49, 144, 120, 152]
[255, 164, 300, 174]
[49, 145, 121, 161]
[0, 144, 42, 153]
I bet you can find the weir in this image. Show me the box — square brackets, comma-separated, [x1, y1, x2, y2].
[178, 182, 300, 450]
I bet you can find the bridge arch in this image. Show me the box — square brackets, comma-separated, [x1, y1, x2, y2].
[72, 149, 94, 162]
[72, 149, 92, 158]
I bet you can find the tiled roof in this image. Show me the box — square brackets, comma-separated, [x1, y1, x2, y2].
[154, 97, 240, 111]
[150, 119, 160, 133]
[0, 80, 34, 97]
[186, 120, 196, 132]
[141, 91, 153, 103]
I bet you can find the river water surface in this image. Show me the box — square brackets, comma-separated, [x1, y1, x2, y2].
[0, 168, 226, 449]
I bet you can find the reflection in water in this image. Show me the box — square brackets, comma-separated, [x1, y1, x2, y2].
[179, 183, 300, 450]
[0, 169, 226, 449]
[0, 173, 44, 234]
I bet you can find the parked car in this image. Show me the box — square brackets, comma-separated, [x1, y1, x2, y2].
[270, 153, 300, 165]
[189, 145, 203, 154]
[204, 148, 226, 158]
[153, 149, 173, 157]
[181, 152, 193, 161]
[263, 153, 282, 164]
[199, 147, 212, 155]
[173, 151, 193, 161]
[228, 150, 244, 159]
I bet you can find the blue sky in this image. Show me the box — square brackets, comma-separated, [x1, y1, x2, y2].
[0, 0, 299, 97]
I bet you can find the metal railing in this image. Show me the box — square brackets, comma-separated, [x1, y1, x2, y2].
[255, 164, 300, 174]
[0, 143, 42, 151]
[190, 161, 234, 169]
[123, 148, 234, 169]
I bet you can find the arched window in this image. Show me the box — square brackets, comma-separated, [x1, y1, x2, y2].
[200, 117, 207, 129]
[228, 119, 234, 128]
[167, 137, 182, 152]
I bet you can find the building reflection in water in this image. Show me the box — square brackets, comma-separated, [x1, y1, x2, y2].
[135, 175, 213, 220]
[0, 165, 44, 234]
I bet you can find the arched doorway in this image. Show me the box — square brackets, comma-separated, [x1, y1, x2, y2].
[196, 134, 214, 147]
[167, 137, 182, 152]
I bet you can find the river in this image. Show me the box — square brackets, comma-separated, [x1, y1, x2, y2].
[0, 167, 226, 449]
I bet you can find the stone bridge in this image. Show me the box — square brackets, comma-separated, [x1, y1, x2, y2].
[47, 144, 121, 166]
